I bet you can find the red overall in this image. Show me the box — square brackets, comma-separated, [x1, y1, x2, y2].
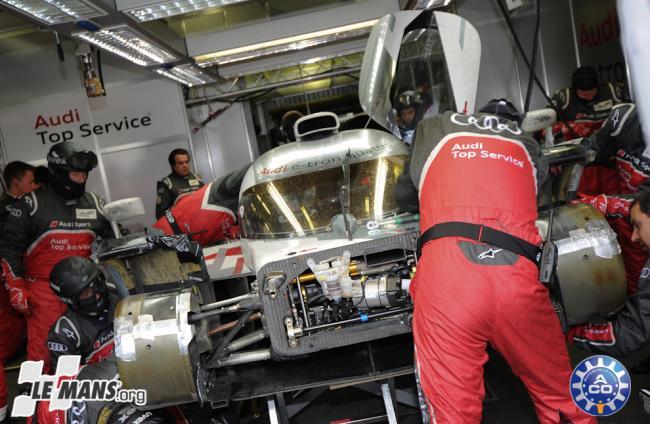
[408, 113, 595, 423]
[0, 283, 25, 411]
[153, 182, 238, 247]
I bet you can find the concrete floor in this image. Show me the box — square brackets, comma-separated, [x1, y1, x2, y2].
[5, 343, 650, 423]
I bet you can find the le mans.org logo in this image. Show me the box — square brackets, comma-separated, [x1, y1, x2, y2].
[11, 355, 146, 417]
[570, 355, 631, 416]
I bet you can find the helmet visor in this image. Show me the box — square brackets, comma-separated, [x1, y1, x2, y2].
[67, 151, 98, 172]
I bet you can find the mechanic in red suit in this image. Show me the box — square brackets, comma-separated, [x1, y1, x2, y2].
[0, 142, 112, 374]
[395, 99, 595, 423]
[0, 161, 36, 422]
[153, 164, 249, 246]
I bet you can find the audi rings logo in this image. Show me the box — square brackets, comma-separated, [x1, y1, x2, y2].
[570, 355, 631, 416]
[47, 342, 68, 353]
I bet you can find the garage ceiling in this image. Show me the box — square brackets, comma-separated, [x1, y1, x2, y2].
[0, 0, 452, 102]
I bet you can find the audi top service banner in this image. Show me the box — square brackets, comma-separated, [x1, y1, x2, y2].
[0, 78, 189, 162]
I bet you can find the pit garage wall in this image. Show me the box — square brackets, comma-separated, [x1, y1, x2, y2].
[0, 32, 257, 231]
[457, 0, 626, 112]
[186, 102, 259, 183]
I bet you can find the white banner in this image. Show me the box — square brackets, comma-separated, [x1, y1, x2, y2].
[0, 78, 189, 163]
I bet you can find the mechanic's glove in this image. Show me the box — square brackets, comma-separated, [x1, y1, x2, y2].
[6, 278, 30, 314]
[572, 193, 632, 218]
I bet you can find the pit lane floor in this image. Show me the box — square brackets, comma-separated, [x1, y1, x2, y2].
[5, 343, 650, 423]
[238, 344, 650, 423]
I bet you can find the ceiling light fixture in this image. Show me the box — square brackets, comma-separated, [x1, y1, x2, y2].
[195, 19, 378, 67]
[72, 25, 180, 67]
[155, 63, 217, 87]
[0, 0, 106, 25]
[119, 0, 250, 23]
[409, 0, 452, 9]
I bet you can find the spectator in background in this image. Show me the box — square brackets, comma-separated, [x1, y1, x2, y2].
[155, 148, 204, 220]
[549, 65, 627, 196]
[0, 161, 35, 423]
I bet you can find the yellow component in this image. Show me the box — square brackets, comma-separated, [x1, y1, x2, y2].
[301, 206, 315, 230]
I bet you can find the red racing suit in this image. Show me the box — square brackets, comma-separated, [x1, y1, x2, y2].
[396, 112, 595, 423]
[0, 194, 27, 411]
[0, 185, 111, 372]
[549, 83, 626, 196]
[153, 165, 248, 246]
[580, 103, 648, 294]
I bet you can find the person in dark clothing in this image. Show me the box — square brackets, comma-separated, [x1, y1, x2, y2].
[280, 110, 304, 143]
[155, 148, 204, 219]
[1, 161, 36, 224]
[153, 164, 249, 246]
[549, 65, 627, 197]
[569, 190, 650, 356]
[47, 256, 119, 369]
[33, 165, 50, 188]
[574, 103, 648, 294]
[0, 161, 34, 422]
[0, 142, 112, 373]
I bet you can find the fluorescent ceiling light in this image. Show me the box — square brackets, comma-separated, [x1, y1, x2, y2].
[410, 0, 452, 9]
[195, 19, 377, 67]
[122, 0, 250, 23]
[0, 0, 106, 25]
[73, 25, 180, 67]
[155, 63, 217, 86]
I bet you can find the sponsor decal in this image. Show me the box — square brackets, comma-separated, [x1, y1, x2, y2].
[48, 221, 93, 229]
[451, 113, 522, 135]
[47, 342, 68, 353]
[477, 248, 503, 260]
[34, 110, 152, 145]
[449, 142, 525, 168]
[75, 209, 97, 220]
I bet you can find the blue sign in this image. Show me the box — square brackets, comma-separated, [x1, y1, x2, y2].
[570, 355, 631, 416]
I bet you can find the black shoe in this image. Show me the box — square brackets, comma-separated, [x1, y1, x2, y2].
[631, 355, 650, 374]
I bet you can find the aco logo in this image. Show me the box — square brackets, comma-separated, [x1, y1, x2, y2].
[570, 355, 631, 416]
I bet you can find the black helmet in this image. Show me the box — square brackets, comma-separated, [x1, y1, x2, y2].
[571, 66, 599, 91]
[47, 142, 98, 199]
[479, 98, 523, 125]
[395, 90, 423, 112]
[50, 256, 108, 317]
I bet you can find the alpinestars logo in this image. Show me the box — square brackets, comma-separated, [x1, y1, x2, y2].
[12, 356, 146, 417]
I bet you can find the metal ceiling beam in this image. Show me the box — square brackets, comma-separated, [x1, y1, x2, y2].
[217, 37, 367, 78]
[185, 65, 360, 106]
